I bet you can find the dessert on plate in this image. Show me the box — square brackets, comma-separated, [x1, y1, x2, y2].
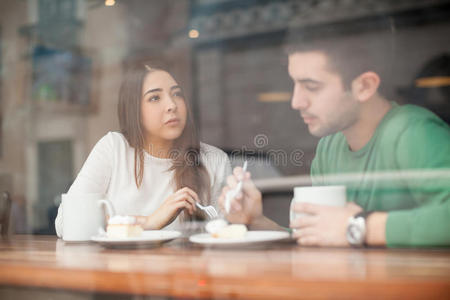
[213, 224, 248, 239]
[206, 219, 247, 239]
[106, 215, 143, 238]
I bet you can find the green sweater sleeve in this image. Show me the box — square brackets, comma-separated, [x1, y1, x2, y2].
[310, 140, 323, 186]
[387, 118, 450, 247]
[387, 201, 450, 247]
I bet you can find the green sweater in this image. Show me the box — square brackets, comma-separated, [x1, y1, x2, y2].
[311, 102, 450, 247]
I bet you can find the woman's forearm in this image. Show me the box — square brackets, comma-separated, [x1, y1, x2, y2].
[137, 214, 163, 230]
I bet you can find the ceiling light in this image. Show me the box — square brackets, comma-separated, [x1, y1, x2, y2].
[189, 29, 199, 39]
[258, 92, 291, 103]
[415, 76, 450, 88]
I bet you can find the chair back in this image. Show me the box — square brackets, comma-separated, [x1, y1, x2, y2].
[0, 191, 12, 237]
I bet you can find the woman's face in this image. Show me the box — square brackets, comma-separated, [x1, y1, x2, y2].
[140, 70, 187, 148]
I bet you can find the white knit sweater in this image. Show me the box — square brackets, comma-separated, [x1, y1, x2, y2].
[55, 132, 231, 236]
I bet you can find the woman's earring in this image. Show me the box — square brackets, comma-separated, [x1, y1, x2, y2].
[145, 65, 152, 71]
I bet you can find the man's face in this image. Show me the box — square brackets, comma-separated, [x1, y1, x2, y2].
[288, 51, 359, 137]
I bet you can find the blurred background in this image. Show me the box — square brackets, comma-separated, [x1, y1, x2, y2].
[0, 0, 449, 234]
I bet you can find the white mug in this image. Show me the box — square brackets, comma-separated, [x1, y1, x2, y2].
[61, 193, 115, 241]
[290, 185, 347, 224]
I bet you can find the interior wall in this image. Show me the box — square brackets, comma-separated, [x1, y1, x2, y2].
[0, 0, 192, 232]
[195, 20, 450, 178]
[0, 0, 29, 196]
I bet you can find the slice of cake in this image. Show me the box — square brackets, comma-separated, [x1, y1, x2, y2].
[106, 215, 143, 238]
[213, 224, 248, 239]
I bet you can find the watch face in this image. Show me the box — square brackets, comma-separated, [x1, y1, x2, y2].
[347, 217, 366, 246]
[348, 224, 363, 244]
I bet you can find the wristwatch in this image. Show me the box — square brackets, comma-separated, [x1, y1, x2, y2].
[346, 211, 374, 247]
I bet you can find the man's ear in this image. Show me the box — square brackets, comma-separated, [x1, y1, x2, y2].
[351, 71, 380, 102]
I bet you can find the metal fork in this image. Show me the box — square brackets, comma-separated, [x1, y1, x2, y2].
[225, 160, 248, 214]
[195, 202, 218, 219]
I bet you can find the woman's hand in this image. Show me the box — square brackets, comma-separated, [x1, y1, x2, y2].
[143, 187, 198, 229]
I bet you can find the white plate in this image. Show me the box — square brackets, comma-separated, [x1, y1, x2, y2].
[91, 230, 181, 248]
[189, 231, 291, 247]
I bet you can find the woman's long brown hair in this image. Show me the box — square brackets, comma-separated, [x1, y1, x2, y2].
[117, 62, 211, 221]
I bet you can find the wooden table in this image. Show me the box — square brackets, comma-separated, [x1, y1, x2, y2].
[0, 235, 449, 299]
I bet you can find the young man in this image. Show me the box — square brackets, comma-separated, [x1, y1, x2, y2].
[218, 31, 450, 248]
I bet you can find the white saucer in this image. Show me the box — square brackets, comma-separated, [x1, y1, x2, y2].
[91, 230, 181, 248]
[189, 230, 291, 247]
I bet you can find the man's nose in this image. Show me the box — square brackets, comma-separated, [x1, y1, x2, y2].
[291, 87, 309, 111]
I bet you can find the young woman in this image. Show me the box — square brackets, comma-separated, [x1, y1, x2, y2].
[55, 62, 231, 235]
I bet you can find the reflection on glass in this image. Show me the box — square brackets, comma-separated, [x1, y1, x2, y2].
[0, 0, 449, 298]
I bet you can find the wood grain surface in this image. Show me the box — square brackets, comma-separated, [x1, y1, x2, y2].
[0, 235, 449, 299]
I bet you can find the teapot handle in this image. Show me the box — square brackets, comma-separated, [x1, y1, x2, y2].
[98, 199, 116, 217]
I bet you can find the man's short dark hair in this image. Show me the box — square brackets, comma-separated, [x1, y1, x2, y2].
[285, 17, 396, 90]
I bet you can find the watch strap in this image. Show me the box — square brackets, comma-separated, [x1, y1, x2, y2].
[355, 210, 374, 220]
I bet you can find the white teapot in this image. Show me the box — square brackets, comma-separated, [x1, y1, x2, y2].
[61, 193, 116, 241]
